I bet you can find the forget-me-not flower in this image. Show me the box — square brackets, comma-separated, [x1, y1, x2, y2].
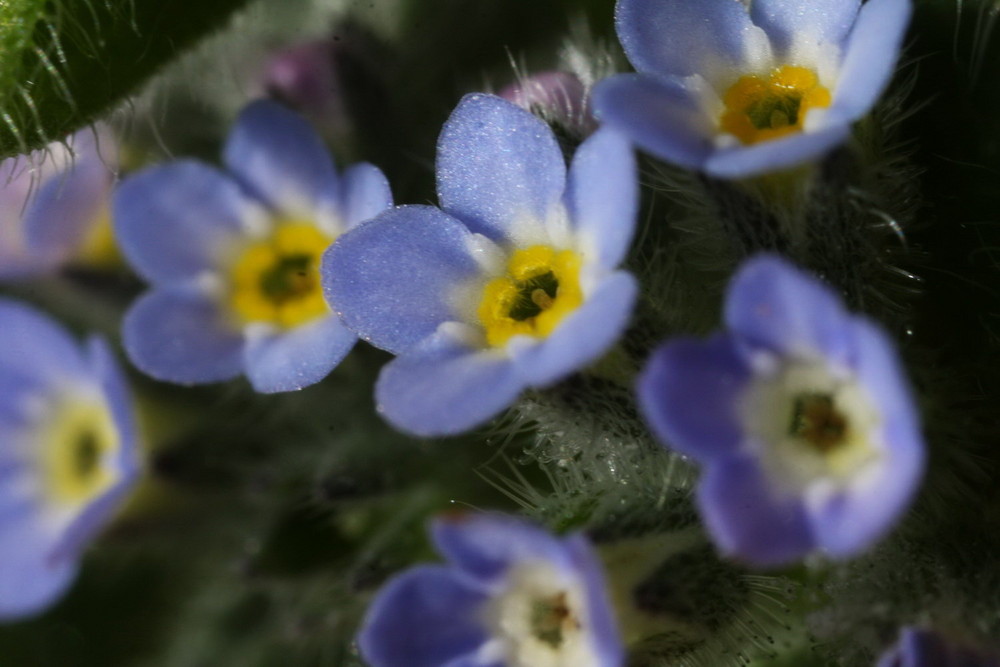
[638, 254, 924, 565]
[592, 0, 912, 178]
[0, 126, 118, 280]
[115, 100, 392, 393]
[358, 513, 624, 667]
[0, 299, 141, 620]
[323, 93, 638, 436]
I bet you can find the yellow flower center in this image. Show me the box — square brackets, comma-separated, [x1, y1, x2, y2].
[720, 65, 831, 145]
[229, 222, 333, 328]
[40, 396, 120, 505]
[477, 245, 583, 347]
[76, 206, 122, 268]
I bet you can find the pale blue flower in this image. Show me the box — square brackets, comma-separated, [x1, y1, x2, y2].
[323, 93, 638, 436]
[358, 513, 624, 667]
[592, 0, 912, 177]
[638, 254, 925, 565]
[0, 299, 141, 620]
[114, 100, 392, 393]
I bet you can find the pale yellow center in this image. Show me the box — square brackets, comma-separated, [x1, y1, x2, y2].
[476, 245, 583, 347]
[40, 397, 120, 505]
[483, 561, 599, 667]
[720, 65, 832, 145]
[76, 206, 122, 268]
[228, 222, 333, 328]
[742, 362, 881, 491]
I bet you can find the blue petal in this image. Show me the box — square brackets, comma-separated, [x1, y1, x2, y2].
[723, 254, 854, 365]
[808, 318, 924, 557]
[698, 455, 814, 566]
[223, 99, 339, 217]
[850, 318, 922, 440]
[0, 516, 77, 621]
[375, 328, 524, 437]
[49, 469, 138, 567]
[431, 513, 575, 584]
[830, 0, 912, 123]
[113, 161, 253, 284]
[591, 74, 714, 171]
[437, 94, 565, 243]
[615, 0, 769, 78]
[876, 628, 980, 667]
[508, 271, 638, 388]
[122, 287, 244, 384]
[0, 298, 87, 384]
[86, 337, 141, 479]
[322, 206, 483, 355]
[243, 315, 356, 393]
[0, 176, 59, 279]
[339, 162, 393, 230]
[562, 533, 626, 667]
[358, 565, 488, 667]
[749, 0, 860, 56]
[0, 470, 34, 524]
[703, 125, 851, 178]
[807, 447, 919, 558]
[23, 152, 112, 260]
[565, 128, 638, 270]
[638, 333, 752, 461]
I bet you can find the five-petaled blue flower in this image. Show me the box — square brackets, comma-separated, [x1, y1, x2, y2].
[592, 0, 912, 178]
[0, 126, 119, 280]
[358, 513, 624, 667]
[877, 627, 1000, 667]
[323, 93, 638, 436]
[114, 100, 392, 393]
[0, 299, 141, 620]
[638, 254, 924, 565]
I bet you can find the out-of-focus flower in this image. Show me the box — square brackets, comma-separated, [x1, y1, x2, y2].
[263, 40, 339, 116]
[638, 254, 924, 565]
[0, 126, 118, 279]
[592, 0, 912, 178]
[358, 513, 624, 667]
[877, 627, 1000, 667]
[256, 25, 387, 144]
[0, 299, 141, 621]
[323, 93, 637, 436]
[499, 71, 598, 135]
[114, 99, 391, 393]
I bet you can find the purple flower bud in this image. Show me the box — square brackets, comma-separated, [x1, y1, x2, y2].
[500, 71, 597, 135]
[262, 40, 340, 117]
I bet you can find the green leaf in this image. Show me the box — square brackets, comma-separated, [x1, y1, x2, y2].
[0, 0, 253, 158]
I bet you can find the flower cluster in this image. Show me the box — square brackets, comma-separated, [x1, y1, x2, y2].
[0, 0, 938, 662]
